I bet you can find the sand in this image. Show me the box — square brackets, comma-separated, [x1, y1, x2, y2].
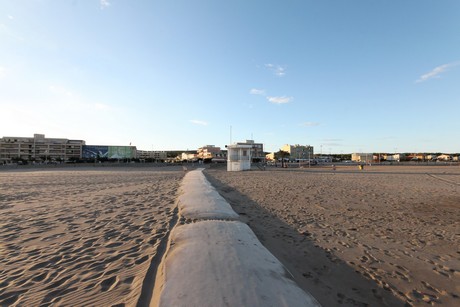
[1, 164, 458, 306]
[204, 165, 460, 306]
[153, 169, 320, 307]
[0, 167, 184, 306]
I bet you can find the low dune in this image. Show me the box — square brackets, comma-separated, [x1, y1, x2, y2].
[205, 165, 460, 306]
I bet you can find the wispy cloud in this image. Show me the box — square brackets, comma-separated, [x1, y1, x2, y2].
[249, 88, 265, 95]
[416, 61, 460, 83]
[300, 122, 320, 127]
[8, 15, 14, 20]
[265, 64, 286, 77]
[100, 0, 111, 9]
[319, 139, 344, 148]
[321, 142, 342, 147]
[47, 84, 115, 113]
[190, 119, 208, 126]
[267, 96, 293, 104]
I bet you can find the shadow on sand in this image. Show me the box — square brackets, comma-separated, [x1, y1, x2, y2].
[204, 170, 405, 307]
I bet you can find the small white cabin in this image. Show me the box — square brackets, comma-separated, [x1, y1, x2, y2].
[227, 144, 252, 171]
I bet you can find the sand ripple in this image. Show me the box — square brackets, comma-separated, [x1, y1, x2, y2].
[205, 165, 460, 306]
[0, 168, 183, 306]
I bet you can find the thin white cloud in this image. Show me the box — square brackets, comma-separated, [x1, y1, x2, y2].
[416, 61, 460, 83]
[190, 119, 208, 126]
[8, 15, 14, 20]
[100, 0, 111, 9]
[249, 88, 265, 95]
[267, 96, 293, 104]
[47, 84, 114, 113]
[265, 64, 286, 77]
[0, 85, 121, 140]
[322, 142, 342, 147]
[300, 122, 320, 127]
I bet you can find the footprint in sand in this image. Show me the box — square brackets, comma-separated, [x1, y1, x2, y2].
[394, 270, 410, 281]
[421, 281, 447, 295]
[123, 276, 135, 284]
[134, 255, 149, 265]
[81, 271, 104, 282]
[100, 275, 118, 292]
[0, 290, 28, 306]
[32, 271, 49, 282]
[411, 289, 440, 304]
[105, 242, 123, 248]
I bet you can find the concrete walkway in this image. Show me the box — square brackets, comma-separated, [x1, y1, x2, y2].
[151, 169, 320, 307]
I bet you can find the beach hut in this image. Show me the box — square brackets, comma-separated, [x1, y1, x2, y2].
[227, 144, 252, 171]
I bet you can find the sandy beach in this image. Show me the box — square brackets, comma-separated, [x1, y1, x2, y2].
[0, 167, 184, 306]
[205, 165, 460, 306]
[1, 164, 459, 306]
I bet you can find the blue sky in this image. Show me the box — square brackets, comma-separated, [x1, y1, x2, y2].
[1, 1, 459, 153]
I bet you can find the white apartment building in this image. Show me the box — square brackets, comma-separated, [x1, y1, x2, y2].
[351, 153, 374, 163]
[280, 144, 314, 161]
[0, 134, 85, 164]
[136, 150, 167, 161]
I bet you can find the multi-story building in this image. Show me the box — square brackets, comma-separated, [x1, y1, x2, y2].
[181, 152, 198, 162]
[136, 150, 167, 161]
[197, 145, 221, 161]
[235, 140, 265, 162]
[82, 145, 137, 160]
[0, 134, 85, 164]
[280, 144, 314, 161]
[352, 153, 374, 163]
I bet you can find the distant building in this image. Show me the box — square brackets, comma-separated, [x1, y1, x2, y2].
[410, 153, 426, 161]
[351, 153, 374, 163]
[314, 155, 333, 163]
[0, 134, 85, 164]
[235, 140, 264, 162]
[382, 153, 406, 162]
[437, 154, 452, 161]
[136, 150, 167, 161]
[82, 145, 136, 160]
[281, 144, 314, 161]
[212, 149, 227, 163]
[197, 145, 221, 161]
[181, 152, 198, 162]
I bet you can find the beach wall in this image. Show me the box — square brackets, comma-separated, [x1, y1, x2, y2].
[151, 169, 320, 306]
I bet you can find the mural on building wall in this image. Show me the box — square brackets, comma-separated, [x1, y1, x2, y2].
[82, 146, 109, 159]
[108, 146, 134, 159]
[82, 146, 135, 159]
